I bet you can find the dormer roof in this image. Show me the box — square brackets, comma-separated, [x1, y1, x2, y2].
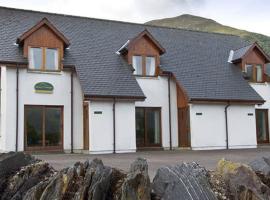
[16, 17, 70, 48]
[118, 29, 166, 55]
[231, 42, 270, 63]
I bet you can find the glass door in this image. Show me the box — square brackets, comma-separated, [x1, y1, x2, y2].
[136, 107, 161, 147]
[256, 109, 269, 144]
[25, 105, 63, 151]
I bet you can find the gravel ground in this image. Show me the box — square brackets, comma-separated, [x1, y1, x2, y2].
[34, 147, 270, 179]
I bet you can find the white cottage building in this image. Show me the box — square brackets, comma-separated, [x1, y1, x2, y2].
[0, 7, 269, 153]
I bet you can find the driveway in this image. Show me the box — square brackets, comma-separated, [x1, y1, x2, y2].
[35, 147, 270, 179]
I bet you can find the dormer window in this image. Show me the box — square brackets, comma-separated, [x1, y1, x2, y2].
[132, 55, 156, 76]
[29, 47, 59, 71]
[16, 17, 70, 72]
[118, 29, 165, 77]
[244, 64, 263, 82]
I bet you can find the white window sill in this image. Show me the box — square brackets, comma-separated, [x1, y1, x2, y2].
[27, 70, 62, 75]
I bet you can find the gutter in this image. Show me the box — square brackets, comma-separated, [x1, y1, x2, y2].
[167, 72, 172, 150]
[225, 102, 230, 150]
[113, 98, 116, 154]
[15, 65, 19, 152]
[70, 70, 74, 153]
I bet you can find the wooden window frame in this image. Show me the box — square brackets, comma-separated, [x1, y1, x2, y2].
[244, 63, 264, 83]
[133, 54, 158, 77]
[135, 107, 162, 148]
[24, 105, 64, 152]
[28, 46, 61, 72]
[255, 109, 270, 144]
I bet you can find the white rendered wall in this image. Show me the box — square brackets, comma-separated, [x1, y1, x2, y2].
[250, 83, 270, 141]
[189, 103, 257, 150]
[227, 105, 257, 148]
[0, 67, 84, 152]
[135, 76, 178, 149]
[89, 101, 136, 154]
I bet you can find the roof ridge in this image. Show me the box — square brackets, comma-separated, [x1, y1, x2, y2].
[0, 6, 241, 38]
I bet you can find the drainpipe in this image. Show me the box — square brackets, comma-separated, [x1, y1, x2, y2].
[225, 102, 230, 150]
[15, 65, 19, 152]
[168, 73, 172, 150]
[113, 98, 116, 154]
[70, 70, 74, 153]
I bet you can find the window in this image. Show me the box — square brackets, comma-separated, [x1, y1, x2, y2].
[132, 56, 143, 75]
[136, 107, 161, 147]
[45, 48, 59, 70]
[266, 64, 270, 76]
[25, 105, 63, 150]
[132, 55, 156, 76]
[145, 56, 155, 76]
[29, 47, 59, 71]
[29, 48, 42, 70]
[244, 64, 264, 82]
[256, 64, 263, 82]
[244, 64, 253, 77]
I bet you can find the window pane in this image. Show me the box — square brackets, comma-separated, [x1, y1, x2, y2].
[132, 56, 142, 75]
[29, 48, 42, 70]
[26, 107, 43, 147]
[45, 107, 62, 146]
[244, 64, 253, 80]
[256, 110, 268, 142]
[146, 109, 161, 145]
[136, 108, 145, 147]
[146, 57, 156, 76]
[45, 48, 58, 70]
[266, 64, 270, 76]
[256, 65, 263, 82]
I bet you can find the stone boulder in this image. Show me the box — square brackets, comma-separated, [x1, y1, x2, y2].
[216, 159, 270, 200]
[152, 162, 217, 200]
[1, 162, 54, 200]
[249, 157, 270, 188]
[121, 157, 151, 200]
[0, 152, 38, 198]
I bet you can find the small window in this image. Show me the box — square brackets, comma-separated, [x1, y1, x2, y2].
[266, 64, 270, 76]
[132, 56, 143, 75]
[145, 56, 156, 76]
[29, 47, 59, 71]
[29, 48, 42, 70]
[244, 64, 253, 79]
[132, 55, 156, 76]
[45, 48, 59, 70]
[256, 64, 263, 82]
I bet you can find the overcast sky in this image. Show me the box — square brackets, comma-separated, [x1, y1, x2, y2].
[1, 0, 269, 36]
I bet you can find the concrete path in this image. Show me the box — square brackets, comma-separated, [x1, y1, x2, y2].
[35, 147, 270, 179]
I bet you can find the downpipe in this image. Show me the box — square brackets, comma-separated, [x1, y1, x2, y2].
[225, 102, 230, 150]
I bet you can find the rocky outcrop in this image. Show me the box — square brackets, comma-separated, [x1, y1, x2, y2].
[2, 152, 270, 200]
[216, 159, 270, 200]
[121, 157, 151, 200]
[249, 157, 270, 188]
[0, 152, 39, 197]
[152, 162, 217, 200]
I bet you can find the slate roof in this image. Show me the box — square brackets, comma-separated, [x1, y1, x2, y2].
[231, 44, 253, 62]
[0, 7, 264, 102]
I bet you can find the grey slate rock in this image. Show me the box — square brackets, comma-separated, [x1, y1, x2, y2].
[249, 157, 270, 188]
[152, 162, 217, 200]
[121, 157, 151, 200]
[22, 180, 50, 200]
[217, 159, 270, 200]
[0, 152, 37, 197]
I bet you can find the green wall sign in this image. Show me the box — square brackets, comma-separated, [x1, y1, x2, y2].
[34, 82, 54, 94]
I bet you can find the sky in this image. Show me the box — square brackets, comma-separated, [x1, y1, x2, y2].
[0, 0, 270, 36]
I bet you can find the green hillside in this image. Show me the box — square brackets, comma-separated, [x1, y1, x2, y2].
[146, 14, 270, 54]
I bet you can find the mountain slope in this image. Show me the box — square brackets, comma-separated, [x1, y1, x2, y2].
[146, 14, 270, 54]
